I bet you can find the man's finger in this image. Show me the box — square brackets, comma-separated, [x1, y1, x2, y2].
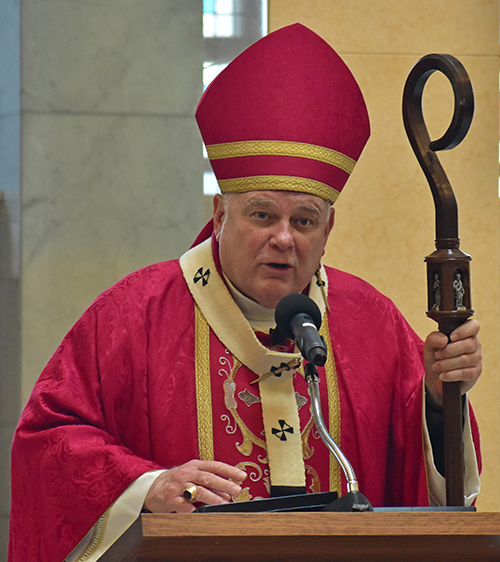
[193, 460, 248, 481]
[192, 470, 243, 498]
[449, 318, 480, 342]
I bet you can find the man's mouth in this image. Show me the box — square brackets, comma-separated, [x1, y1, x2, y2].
[267, 263, 291, 270]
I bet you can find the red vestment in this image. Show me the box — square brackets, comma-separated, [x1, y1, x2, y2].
[9, 243, 481, 562]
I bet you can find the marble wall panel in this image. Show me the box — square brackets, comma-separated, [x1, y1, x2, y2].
[0, 114, 21, 280]
[0, 0, 20, 112]
[3, 2, 204, 558]
[0, 426, 15, 517]
[21, 112, 203, 398]
[0, 0, 21, 280]
[0, 278, 21, 424]
[0, 517, 8, 562]
[0, 425, 15, 557]
[22, 0, 202, 114]
[0, 0, 21, 559]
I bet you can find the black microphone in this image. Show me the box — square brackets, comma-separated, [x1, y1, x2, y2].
[275, 294, 327, 366]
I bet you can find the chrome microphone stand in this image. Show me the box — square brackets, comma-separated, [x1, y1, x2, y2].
[304, 362, 359, 494]
[304, 362, 372, 511]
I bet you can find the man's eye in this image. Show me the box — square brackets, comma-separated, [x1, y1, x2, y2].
[297, 218, 313, 227]
[254, 211, 268, 220]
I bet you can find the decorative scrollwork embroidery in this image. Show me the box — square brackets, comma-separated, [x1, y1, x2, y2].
[233, 462, 265, 502]
[219, 354, 267, 457]
[305, 465, 321, 494]
[220, 414, 236, 435]
[301, 414, 315, 460]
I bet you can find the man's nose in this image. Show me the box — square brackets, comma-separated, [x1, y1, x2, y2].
[270, 220, 294, 250]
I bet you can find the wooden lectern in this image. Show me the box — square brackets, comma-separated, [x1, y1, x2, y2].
[102, 511, 500, 561]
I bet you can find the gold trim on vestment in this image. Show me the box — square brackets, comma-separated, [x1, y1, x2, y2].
[321, 314, 341, 494]
[195, 304, 214, 461]
[76, 511, 109, 561]
[217, 176, 340, 205]
[206, 140, 356, 174]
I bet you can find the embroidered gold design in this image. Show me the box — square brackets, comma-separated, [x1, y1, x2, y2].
[218, 176, 340, 204]
[76, 511, 109, 561]
[225, 358, 267, 457]
[305, 464, 321, 494]
[251, 358, 301, 385]
[234, 486, 253, 503]
[220, 413, 237, 434]
[195, 304, 214, 461]
[239, 388, 261, 407]
[321, 314, 341, 493]
[234, 462, 265, 502]
[206, 140, 356, 174]
[224, 379, 238, 410]
[295, 391, 308, 411]
[301, 414, 316, 460]
[263, 471, 271, 495]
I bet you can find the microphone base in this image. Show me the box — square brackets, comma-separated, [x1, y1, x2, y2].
[322, 491, 374, 512]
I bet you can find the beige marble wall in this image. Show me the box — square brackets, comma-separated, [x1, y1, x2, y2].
[270, 0, 500, 511]
[20, 0, 204, 400]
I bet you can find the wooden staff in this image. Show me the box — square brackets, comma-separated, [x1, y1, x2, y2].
[402, 54, 474, 506]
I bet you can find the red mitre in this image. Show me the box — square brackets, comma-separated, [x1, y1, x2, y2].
[196, 23, 370, 205]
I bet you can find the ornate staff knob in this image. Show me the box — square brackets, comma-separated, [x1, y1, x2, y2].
[402, 53, 474, 507]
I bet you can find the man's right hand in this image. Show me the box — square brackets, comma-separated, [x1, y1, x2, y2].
[143, 459, 247, 513]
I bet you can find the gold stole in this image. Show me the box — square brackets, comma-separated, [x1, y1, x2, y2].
[181, 239, 341, 492]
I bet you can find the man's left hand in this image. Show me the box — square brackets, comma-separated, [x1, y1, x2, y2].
[423, 318, 482, 408]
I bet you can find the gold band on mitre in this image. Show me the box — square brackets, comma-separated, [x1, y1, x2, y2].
[206, 140, 356, 175]
[217, 176, 340, 205]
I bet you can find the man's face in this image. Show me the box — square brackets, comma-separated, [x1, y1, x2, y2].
[213, 190, 335, 309]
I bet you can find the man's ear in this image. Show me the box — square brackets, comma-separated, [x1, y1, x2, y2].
[213, 194, 225, 239]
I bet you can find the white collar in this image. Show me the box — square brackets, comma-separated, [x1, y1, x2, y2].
[223, 274, 276, 333]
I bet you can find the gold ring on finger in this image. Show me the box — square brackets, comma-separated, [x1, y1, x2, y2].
[182, 484, 198, 502]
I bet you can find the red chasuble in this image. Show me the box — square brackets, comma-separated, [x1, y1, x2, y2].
[9, 242, 481, 562]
